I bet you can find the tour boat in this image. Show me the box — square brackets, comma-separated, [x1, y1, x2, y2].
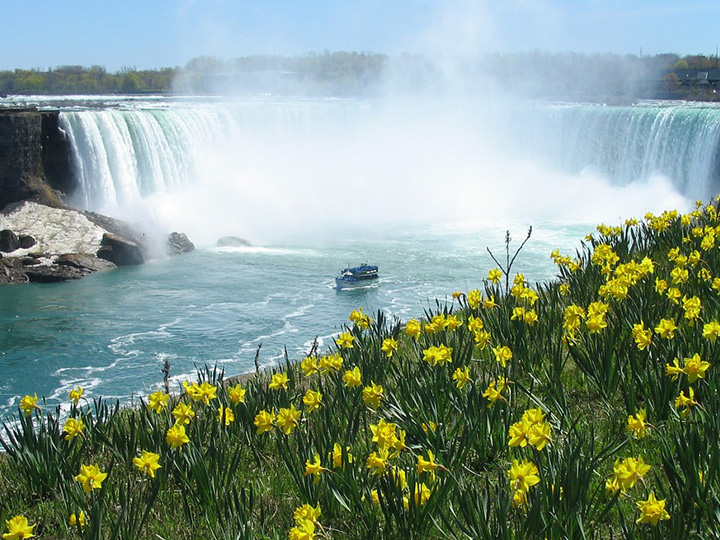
[334, 264, 379, 290]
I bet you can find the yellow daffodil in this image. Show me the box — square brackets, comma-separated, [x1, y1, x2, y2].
[362, 382, 383, 409]
[269, 372, 289, 390]
[19, 394, 39, 417]
[626, 409, 647, 439]
[3, 516, 35, 540]
[68, 386, 84, 404]
[277, 405, 301, 434]
[452, 366, 472, 389]
[304, 454, 329, 480]
[75, 463, 108, 493]
[217, 405, 235, 426]
[303, 389, 322, 414]
[336, 332, 355, 349]
[254, 409, 276, 434]
[405, 319, 422, 339]
[68, 511, 86, 528]
[381, 337, 398, 357]
[636, 492, 671, 525]
[342, 366, 362, 388]
[63, 417, 85, 440]
[166, 424, 190, 449]
[332, 443, 353, 468]
[133, 450, 161, 478]
[492, 345, 513, 368]
[147, 390, 169, 413]
[227, 384, 246, 404]
[172, 402, 195, 425]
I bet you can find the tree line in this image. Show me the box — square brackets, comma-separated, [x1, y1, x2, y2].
[2, 51, 720, 99]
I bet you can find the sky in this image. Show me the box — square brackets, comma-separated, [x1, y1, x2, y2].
[2, 0, 720, 71]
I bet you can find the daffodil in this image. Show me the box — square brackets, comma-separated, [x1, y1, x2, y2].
[452, 366, 472, 389]
[254, 409, 276, 434]
[277, 405, 301, 434]
[75, 463, 108, 493]
[133, 450, 161, 478]
[362, 382, 383, 409]
[269, 372, 289, 390]
[405, 319, 422, 339]
[304, 454, 329, 480]
[217, 405, 235, 426]
[19, 394, 39, 416]
[303, 389, 322, 414]
[381, 337, 398, 357]
[172, 402, 195, 425]
[507, 459, 540, 494]
[492, 345, 512, 368]
[147, 390, 169, 413]
[3, 516, 35, 540]
[636, 492, 671, 525]
[613, 456, 651, 490]
[342, 366, 362, 388]
[69, 386, 84, 405]
[483, 376, 508, 406]
[227, 384, 246, 404]
[655, 318, 677, 339]
[487, 268, 502, 284]
[627, 409, 647, 439]
[332, 442, 353, 468]
[68, 511, 86, 528]
[336, 332, 355, 349]
[63, 417, 85, 440]
[166, 424, 190, 449]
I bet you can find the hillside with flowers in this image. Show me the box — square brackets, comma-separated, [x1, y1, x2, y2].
[3, 198, 720, 539]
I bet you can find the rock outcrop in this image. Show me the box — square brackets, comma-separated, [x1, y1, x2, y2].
[0, 109, 72, 209]
[0, 201, 142, 284]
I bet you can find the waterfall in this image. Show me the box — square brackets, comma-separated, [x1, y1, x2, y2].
[55, 98, 720, 243]
[515, 102, 720, 198]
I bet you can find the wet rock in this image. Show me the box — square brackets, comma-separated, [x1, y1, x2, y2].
[0, 229, 20, 252]
[56, 253, 116, 272]
[97, 233, 144, 266]
[167, 232, 195, 255]
[18, 235, 36, 249]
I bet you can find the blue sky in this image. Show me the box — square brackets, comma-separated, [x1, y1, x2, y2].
[2, 0, 720, 71]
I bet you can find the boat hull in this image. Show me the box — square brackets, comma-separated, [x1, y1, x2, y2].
[335, 275, 379, 290]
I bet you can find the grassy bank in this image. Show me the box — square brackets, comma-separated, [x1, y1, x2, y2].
[3, 198, 720, 539]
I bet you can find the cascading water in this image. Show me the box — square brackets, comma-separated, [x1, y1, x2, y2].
[59, 99, 720, 232]
[514, 102, 720, 198]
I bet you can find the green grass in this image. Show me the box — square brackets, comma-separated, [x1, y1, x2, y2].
[3, 200, 720, 539]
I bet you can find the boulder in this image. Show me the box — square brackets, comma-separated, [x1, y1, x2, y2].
[18, 235, 36, 249]
[217, 236, 250, 247]
[97, 233, 144, 266]
[0, 229, 20, 252]
[167, 232, 195, 255]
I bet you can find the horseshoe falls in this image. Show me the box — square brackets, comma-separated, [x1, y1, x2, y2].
[1, 95, 716, 420]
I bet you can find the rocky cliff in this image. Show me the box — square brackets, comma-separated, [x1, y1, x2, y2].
[0, 108, 73, 209]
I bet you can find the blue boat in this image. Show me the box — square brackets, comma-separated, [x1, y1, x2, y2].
[335, 264, 379, 290]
